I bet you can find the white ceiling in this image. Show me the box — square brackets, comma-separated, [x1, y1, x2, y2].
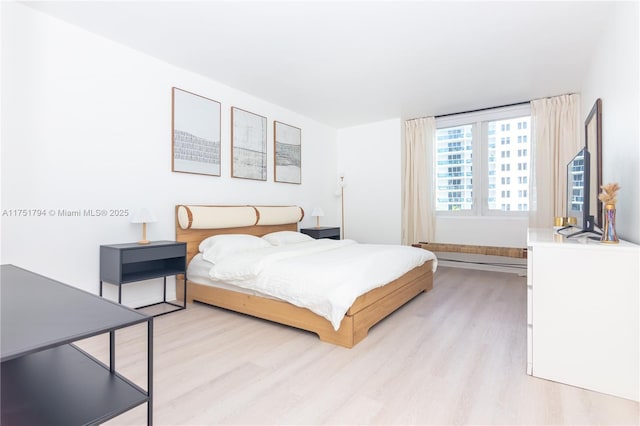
[24, 1, 616, 128]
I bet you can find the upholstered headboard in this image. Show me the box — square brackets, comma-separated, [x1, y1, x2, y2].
[175, 205, 304, 263]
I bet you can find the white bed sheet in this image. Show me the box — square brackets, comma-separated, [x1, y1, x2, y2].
[196, 239, 437, 330]
[187, 253, 275, 299]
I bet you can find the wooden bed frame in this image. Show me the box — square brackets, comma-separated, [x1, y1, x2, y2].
[175, 206, 434, 348]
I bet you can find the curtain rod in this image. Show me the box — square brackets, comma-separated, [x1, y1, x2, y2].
[435, 100, 530, 119]
[431, 93, 577, 119]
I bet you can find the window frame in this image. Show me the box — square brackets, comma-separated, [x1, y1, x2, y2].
[435, 103, 531, 218]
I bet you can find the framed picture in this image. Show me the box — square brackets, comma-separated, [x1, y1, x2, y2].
[231, 107, 267, 181]
[274, 121, 301, 184]
[172, 87, 221, 176]
[585, 98, 602, 229]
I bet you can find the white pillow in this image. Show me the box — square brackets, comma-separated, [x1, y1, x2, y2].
[199, 234, 272, 264]
[262, 231, 313, 246]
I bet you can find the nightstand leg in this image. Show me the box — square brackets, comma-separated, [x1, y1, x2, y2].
[118, 285, 122, 304]
[99, 281, 103, 296]
[147, 319, 153, 426]
[163, 276, 167, 302]
[183, 275, 187, 308]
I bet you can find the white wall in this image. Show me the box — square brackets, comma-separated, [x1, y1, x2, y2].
[581, 1, 639, 244]
[0, 3, 338, 305]
[435, 216, 528, 247]
[336, 119, 402, 244]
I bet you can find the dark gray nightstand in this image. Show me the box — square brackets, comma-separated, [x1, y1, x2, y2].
[100, 240, 187, 316]
[300, 227, 341, 240]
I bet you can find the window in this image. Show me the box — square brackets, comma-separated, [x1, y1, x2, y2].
[448, 153, 462, 164]
[435, 104, 531, 215]
[448, 166, 462, 176]
[435, 124, 473, 211]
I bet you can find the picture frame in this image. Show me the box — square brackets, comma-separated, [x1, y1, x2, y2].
[274, 121, 302, 184]
[231, 107, 267, 181]
[585, 98, 602, 229]
[171, 87, 221, 176]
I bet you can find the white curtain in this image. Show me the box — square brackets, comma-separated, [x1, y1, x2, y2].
[529, 94, 581, 227]
[402, 117, 436, 245]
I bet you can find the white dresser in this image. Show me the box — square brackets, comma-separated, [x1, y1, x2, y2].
[527, 228, 639, 401]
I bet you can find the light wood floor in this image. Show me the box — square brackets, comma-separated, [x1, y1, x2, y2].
[76, 267, 639, 425]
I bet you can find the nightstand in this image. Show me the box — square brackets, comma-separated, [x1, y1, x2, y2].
[100, 240, 187, 316]
[300, 227, 341, 240]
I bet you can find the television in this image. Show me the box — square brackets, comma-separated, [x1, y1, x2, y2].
[565, 147, 598, 238]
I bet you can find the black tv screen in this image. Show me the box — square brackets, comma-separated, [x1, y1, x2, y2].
[566, 147, 592, 232]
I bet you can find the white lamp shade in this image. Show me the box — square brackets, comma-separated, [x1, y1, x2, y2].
[130, 208, 157, 224]
[311, 207, 325, 217]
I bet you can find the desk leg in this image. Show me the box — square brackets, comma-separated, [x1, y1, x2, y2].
[109, 330, 115, 373]
[147, 319, 153, 426]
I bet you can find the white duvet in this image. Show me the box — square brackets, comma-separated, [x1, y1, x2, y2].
[206, 239, 437, 330]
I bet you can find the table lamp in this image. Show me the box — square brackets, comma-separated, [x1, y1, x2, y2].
[131, 208, 157, 244]
[311, 207, 325, 228]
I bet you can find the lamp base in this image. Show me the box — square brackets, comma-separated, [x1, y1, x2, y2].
[138, 223, 150, 245]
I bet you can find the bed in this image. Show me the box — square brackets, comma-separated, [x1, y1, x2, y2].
[175, 204, 436, 348]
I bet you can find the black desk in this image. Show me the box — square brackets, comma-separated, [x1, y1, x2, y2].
[1, 264, 153, 425]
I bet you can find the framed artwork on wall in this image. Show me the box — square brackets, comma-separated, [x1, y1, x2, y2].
[171, 87, 221, 176]
[231, 107, 267, 181]
[274, 121, 301, 184]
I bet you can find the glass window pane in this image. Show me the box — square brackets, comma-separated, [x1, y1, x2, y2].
[487, 116, 530, 211]
[435, 125, 473, 211]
